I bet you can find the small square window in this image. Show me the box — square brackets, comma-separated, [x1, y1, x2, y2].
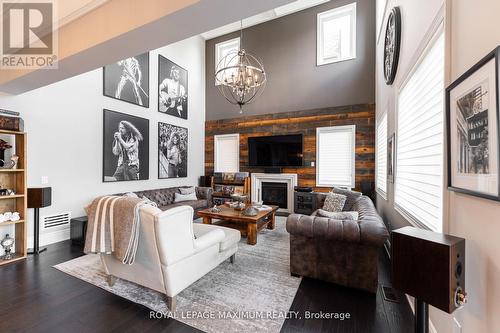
[317, 3, 356, 66]
[215, 37, 240, 85]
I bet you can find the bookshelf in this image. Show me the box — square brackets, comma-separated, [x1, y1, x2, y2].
[0, 130, 27, 266]
[211, 172, 251, 205]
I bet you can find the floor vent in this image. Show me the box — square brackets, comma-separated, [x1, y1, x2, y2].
[382, 285, 400, 303]
[42, 212, 71, 230]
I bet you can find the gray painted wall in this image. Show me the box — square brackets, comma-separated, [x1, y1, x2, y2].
[205, 0, 375, 120]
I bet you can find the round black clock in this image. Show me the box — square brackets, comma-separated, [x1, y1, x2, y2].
[384, 7, 401, 85]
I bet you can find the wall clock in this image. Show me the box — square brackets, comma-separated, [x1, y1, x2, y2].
[384, 7, 401, 85]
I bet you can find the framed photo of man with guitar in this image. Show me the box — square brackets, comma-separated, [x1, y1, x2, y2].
[158, 55, 188, 119]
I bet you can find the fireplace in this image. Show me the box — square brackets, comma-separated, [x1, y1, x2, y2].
[261, 182, 288, 209]
[251, 173, 297, 214]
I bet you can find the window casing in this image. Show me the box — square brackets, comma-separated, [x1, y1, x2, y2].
[317, 2, 356, 66]
[395, 30, 445, 231]
[376, 0, 388, 41]
[376, 110, 388, 196]
[215, 37, 240, 85]
[316, 125, 356, 188]
[214, 134, 240, 172]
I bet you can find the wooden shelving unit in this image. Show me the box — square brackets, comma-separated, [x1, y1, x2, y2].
[0, 130, 27, 266]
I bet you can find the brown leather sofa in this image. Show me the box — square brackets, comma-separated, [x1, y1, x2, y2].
[286, 195, 388, 293]
[130, 186, 212, 218]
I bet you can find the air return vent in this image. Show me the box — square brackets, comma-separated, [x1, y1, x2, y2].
[42, 212, 71, 230]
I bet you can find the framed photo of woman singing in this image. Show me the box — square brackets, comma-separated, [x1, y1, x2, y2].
[103, 109, 150, 182]
[158, 122, 188, 179]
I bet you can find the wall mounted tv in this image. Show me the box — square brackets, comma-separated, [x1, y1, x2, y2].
[248, 134, 303, 167]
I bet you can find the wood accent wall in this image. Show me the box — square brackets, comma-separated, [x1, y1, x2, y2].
[205, 104, 375, 192]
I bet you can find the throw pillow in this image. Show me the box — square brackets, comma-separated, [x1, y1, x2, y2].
[316, 209, 359, 220]
[123, 192, 138, 198]
[179, 186, 196, 195]
[174, 192, 198, 202]
[332, 187, 362, 211]
[322, 192, 347, 212]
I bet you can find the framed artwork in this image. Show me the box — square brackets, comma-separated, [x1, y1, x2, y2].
[103, 109, 149, 182]
[158, 122, 188, 179]
[446, 46, 500, 201]
[103, 52, 150, 108]
[387, 133, 395, 183]
[158, 55, 188, 119]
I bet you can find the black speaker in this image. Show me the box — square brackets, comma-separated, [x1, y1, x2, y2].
[392, 226, 466, 314]
[28, 187, 52, 208]
[27, 187, 52, 255]
[199, 176, 212, 187]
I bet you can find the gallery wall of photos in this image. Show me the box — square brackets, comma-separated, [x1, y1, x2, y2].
[102, 52, 189, 182]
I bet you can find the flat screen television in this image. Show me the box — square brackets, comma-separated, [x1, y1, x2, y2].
[248, 134, 303, 167]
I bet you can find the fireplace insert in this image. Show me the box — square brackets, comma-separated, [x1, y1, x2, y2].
[261, 182, 288, 209]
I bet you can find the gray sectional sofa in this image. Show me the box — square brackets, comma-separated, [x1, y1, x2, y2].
[129, 186, 212, 218]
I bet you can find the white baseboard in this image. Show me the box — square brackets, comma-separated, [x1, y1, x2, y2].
[28, 227, 70, 248]
[406, 295, 438, 333]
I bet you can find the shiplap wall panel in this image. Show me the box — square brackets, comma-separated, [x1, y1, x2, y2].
[205, 104, 375, 192]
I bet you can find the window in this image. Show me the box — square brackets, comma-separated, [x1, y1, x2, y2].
[395, 30, 445, 231]
[317, 2, 356, 66]
[214, 134, 240, 172]
[376, 110, 388, 196]
[215, 37, 240, 85]
[316, 125, 356, 188]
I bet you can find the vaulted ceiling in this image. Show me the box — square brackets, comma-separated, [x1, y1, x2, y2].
[0, 0, 295, 94]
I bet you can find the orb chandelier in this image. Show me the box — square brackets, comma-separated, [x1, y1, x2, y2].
[215, 21, 267, 113]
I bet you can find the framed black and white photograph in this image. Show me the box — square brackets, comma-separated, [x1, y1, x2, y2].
[388, 133, 395, 183]
[446, 46, 500, 201]
[158, 122, 188, 178]
[103, 109, 149, 182]
[103, 52, 150, 108]
[158, 55, 188, 119]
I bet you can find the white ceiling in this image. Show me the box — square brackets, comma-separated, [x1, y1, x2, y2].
[200, 0, 330, 40]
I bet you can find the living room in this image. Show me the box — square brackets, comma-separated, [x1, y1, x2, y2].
[0, 0, 499, 332]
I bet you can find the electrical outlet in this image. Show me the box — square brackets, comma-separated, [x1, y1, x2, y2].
[41, 176, 49, 184]
[311, 161, 315, 167]
[453, 317, 462, 333]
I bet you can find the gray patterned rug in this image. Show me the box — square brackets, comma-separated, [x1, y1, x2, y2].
[54, 217, 301, 333]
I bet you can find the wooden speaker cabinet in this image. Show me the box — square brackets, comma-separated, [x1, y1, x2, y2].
[392, 226, 465, 314]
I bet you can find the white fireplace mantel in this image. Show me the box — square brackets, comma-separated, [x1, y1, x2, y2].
[251, 173, 298, 213]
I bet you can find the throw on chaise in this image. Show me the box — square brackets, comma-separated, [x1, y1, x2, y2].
[286, 195, 388, 293]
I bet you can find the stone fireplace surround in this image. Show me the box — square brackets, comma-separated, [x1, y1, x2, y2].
[251, 173, 298, 214]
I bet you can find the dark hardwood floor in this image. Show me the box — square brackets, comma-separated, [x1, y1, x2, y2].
[0, 241, 413, 333]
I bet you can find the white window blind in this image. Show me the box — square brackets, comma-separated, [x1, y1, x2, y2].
[316, 125, 356, 188]
[317, 2, 356, 66]
[376, 111, 388, 195]
[214, 134, 240, 172]
[395, 31, 444, 231]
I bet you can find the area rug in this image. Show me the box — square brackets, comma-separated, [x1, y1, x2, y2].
[54, 217, 301, 333]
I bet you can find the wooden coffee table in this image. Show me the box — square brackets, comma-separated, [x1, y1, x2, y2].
[197, 205, 278, 245]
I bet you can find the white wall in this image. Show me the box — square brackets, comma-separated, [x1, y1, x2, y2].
[375, 0, 445, 232]
[376, 0, 500, 332]
[0, 36, 206, 250]
[441, 1, 500, 332]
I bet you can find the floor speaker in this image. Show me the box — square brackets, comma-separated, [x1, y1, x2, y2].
[392, 226, 466, 314]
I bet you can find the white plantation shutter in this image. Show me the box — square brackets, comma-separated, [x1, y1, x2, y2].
[395, 31, 444, 231]
[316, 125, 356, 188]
[214, 134, 240, 172]
[376, 111, 388, 195]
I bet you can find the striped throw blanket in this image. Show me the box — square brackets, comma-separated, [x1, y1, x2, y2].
[83, 196, 150, 265]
